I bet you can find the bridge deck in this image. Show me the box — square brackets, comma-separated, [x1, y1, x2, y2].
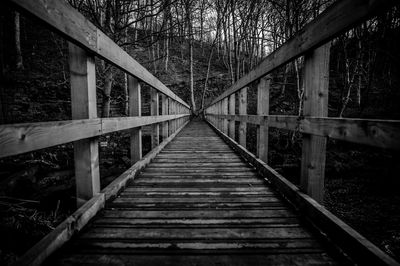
[48, 120, 340, 265]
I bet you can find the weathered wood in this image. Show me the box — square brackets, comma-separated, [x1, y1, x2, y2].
[257, 76, 270, 162]
[0, 115, 188, 159]
[238, 88, 247, 147]
[208, 0, 396, 106]
[222, 98, 228, 134]
[17, 121, 189, 266]
[161, 95, 168, 139]
[300, 117, 400, 150]
[101, 120, 190, 201]
[228, 94, 235, 139]
[300, 43, 330, 203]
[100, 115, 187, 134]
[207, 120, 400, 266]
[128, 76, 142, 164]
[8, 0, 189, 108]
[69, 42, 100, 207]
[205, 114, 400, 150]
[150, 88, 159, 149]
[49, 120, 342, 266]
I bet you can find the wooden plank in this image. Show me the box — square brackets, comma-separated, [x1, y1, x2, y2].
[208, 0, 395, 106]
[228, 94, 235, 139]
[50, 253, 338, 266]
[8, 0, 189, 108]
[238, 88, 247, 147]
[128, 76, 142, 164]
[101, 209, 295, 219]
[16, 194, 105, 266]
[101, 119, 190, 201]
[0, 119, 100, 158]
[101, 115, 187, 133]
[206, 114, 400, 150]
[300, 43, 330, 203]
[81, 227, 312, 240]
[207, 120, 400, 266]
[150, 88, 159, 149]
[161, 94, 169, 139]
[300, 117, 400, 150]
[0, 115, 188, 159]
[257, 76, 270, 162]
[69, 42, 100, 207]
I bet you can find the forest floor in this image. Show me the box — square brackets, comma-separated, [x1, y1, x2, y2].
[1, 12, 400, 265]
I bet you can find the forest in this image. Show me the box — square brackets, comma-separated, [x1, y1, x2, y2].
[0, 0, 400, 265]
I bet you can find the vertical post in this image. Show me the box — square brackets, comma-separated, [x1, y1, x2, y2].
[129, 76, 142, 164]
[150, 88, 159, 149]
[238, 87, 247, 147]
[161, 94, 168, 140]
[229, 94, 235, 139]
[69, 43, 100, 207]
[257, 76, 270, 162]
[169, 99, 174, 135]
[300, 43, 330, 203]
[222, 98, 228, 134]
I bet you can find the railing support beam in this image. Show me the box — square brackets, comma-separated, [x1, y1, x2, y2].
[69, 43, 100, 207]
[257, 76, 270, 163]
[128, 76, 142, 164]
[150, 88, 159, 149]
[300, 43, 330, 203]
[238, 87, 247, 147]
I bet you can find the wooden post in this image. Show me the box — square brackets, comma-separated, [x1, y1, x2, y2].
[168, 98, 174, 135]
[69, 43, 100, 207]
[128, 76, 142, 164]
[150, 88, 159, 149]
[222, 98, 228, 134]
[257, 76, 270, 162]
[300, 43, 330, 203]
[229, 94, 235, 139]
[239, 87, 247, 147]
[161, 94, 168, 140]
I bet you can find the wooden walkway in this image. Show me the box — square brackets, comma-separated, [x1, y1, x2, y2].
[47, 120, 339, 265]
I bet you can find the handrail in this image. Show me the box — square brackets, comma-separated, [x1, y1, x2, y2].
[1, 0, 191, 210]
[7, 0, 189, 108]
[2, 1, 191, 265]
[0, 115, 188, 158]
[204, 0, 400, 264]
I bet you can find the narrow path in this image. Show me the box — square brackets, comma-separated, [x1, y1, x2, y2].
[48, 120, 339, 265]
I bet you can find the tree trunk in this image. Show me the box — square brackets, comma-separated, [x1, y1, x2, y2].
[14, 11, 23, 70]
[186, 0, 196, 112]
[201, 46, 214, 110]
[102, 64, 113, 117]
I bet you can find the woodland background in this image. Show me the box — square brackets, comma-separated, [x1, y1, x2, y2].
[0, 0, 400, 264]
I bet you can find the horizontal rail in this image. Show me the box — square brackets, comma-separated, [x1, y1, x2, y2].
[207, 120, 400, 266]
[7, 0, 189, 108]
[209, 0, 395, 106]
[16, 120, 189, 266]
[0, 114, 189, 158]
[206, 114, 400, 150]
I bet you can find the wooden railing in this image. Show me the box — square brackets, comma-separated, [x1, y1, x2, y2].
[205, 1, 399, 265]
[205, 0, 400, 202]
[0, 1, 190, 264]
[1, 0, 190, 205]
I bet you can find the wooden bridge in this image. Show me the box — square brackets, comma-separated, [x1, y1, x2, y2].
[1, 0, 400, 265]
